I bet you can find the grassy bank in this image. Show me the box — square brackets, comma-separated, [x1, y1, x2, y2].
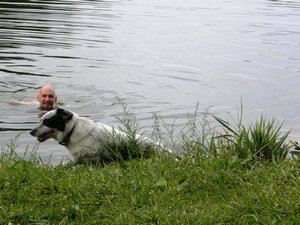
[1, 107, 300, 224]
[1, 151, 300, 224]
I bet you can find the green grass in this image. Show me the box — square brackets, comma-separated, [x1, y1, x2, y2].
[1, 105, 299, 224]
[1, 150, 300, 224]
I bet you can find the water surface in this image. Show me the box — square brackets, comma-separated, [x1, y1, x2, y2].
[1, 0, 300, 162]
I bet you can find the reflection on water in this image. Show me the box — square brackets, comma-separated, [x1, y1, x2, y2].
[1, 0, 300, 162]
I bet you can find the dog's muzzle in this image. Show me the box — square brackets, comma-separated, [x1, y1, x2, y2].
[30, 128, 37, 136]
[30, 127, 55, 142]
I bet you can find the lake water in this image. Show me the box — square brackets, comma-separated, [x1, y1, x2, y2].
[1, 0, 300, 163]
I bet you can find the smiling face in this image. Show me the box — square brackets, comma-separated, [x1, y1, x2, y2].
[37, 85, 57, 110]
[30, 108, 73, 142]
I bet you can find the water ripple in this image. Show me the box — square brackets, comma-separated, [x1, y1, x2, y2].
[0, 0, 115, 49]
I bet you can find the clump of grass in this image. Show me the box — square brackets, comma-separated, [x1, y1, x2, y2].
[165, 104, 292, 167]
[114, 101, 155, 160]
[214, 115, 291, 163]
[176, 104, 218, 161]
[0, 133, 41, 164]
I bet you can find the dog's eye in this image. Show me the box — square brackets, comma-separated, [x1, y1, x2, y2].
[43, 118, 51, 126]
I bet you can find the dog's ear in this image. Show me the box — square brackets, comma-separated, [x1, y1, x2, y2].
[57, 108, 73, 122]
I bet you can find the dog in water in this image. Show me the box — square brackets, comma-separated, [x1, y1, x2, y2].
[30, 108, 172, 165]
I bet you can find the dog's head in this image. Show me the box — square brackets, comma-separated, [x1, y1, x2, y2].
[30, 108, 73, 142]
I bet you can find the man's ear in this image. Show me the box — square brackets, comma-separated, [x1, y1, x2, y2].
[57, 108, 73, 122]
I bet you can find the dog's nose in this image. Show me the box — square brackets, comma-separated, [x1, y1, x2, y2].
[30, 129, 36, 136]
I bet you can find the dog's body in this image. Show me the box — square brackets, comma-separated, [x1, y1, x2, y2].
[30, 108, 171, 164]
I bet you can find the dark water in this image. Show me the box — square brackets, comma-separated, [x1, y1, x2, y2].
[1, 0, 300, 162]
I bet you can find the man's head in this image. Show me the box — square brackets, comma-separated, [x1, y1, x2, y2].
[37, 85, 57, 110]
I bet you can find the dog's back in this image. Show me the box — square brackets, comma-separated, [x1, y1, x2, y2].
[66, 116, 120, 162]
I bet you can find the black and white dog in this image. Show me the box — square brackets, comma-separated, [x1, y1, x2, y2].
[30, 108, 172, 165]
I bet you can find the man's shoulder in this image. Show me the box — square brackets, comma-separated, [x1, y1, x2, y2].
[16, 100, 39, 105]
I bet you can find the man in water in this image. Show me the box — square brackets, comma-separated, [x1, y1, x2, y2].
[16, 85, 57, 116]
[37, 85, 57, 110]
[17, 84, 58, 110]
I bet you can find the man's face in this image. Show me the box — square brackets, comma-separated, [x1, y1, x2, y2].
[37, 87, 57, 110]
